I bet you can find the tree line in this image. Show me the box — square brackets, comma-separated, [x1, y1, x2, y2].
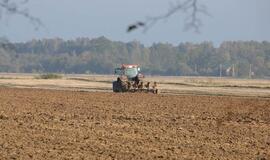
[0, 36, 269, 78]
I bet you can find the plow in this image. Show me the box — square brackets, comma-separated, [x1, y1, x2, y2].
[112, 64, 159, 94]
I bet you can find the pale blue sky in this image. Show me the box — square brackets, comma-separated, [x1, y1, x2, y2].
[0, 0, 269, 46]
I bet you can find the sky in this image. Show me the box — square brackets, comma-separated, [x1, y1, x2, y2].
[0, 0, 270, 46]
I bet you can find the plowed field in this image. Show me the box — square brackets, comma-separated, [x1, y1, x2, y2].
[0, 88, 270, 159]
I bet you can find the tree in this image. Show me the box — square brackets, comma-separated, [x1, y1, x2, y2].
[127, 0, 209, 33]
[0, 0, 42, 30]
[1, 0, 207, 34]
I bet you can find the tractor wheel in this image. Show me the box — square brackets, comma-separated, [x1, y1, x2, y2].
[120, 81, 129, 92]
[113, 80, 129, 92]
[113, 81, 120, 92]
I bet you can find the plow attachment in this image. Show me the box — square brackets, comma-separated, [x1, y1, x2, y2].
[113, 81, 159, 94]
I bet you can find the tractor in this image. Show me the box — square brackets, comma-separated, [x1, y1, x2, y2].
[112, 64, 159, 94]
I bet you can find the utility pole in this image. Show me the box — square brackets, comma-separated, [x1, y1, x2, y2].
[249, 64, 252, 79]
[232, 64, 235, 77]
[219, 64, 222, 77]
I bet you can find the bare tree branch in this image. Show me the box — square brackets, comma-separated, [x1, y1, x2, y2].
[0, 0, 43, 30]
[127, 0, 210, 33]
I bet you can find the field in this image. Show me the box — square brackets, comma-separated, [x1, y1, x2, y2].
[0, 73, 270, 97]
[0, 88, 270, 159]
[0, 73, 270, 159]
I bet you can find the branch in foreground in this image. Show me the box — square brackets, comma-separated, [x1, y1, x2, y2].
[0, 0, 43, 30]
[127, 0, 210, 33]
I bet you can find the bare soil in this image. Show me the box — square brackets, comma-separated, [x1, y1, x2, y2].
[0, 88, 270, 159]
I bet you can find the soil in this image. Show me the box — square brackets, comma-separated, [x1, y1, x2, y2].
[0, 88, 269, 160]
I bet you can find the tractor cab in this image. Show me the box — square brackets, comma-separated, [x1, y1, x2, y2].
[114, 64, 141, 80]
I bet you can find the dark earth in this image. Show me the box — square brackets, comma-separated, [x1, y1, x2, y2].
[0, 88, 269, 159]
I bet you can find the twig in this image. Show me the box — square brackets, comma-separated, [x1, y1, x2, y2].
[127, 0, 210, 33]
[0, 0, 43, 30]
